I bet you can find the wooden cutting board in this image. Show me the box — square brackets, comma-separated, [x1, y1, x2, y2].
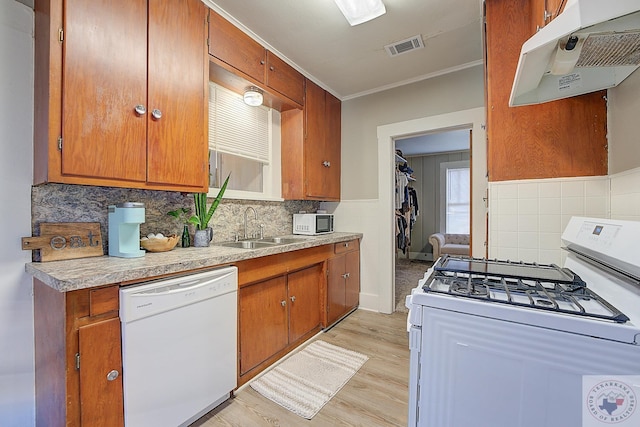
[22, 222, 103, 262]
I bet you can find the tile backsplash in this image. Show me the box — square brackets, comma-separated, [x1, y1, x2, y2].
[488, 166, 640, 265]
[489, 175, 609, 265]
[30, 183, 319, 256]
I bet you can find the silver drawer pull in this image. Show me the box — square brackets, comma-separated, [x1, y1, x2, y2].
[134, 105, 146, 116]
[281, 300, 287, 307]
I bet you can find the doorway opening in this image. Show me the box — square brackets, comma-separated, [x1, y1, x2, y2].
[393, 128, 471, 312]
[376, 107, 486, 314]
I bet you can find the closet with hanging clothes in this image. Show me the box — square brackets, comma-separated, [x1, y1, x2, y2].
[395, 150, 419, 258]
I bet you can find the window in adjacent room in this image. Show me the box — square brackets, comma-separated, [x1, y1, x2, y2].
[439, 160, 470, 234]
[208, 83, 282, 200]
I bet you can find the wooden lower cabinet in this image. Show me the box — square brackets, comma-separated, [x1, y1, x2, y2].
[34, 280, 123, 427]
[327, 240, 361, 327]
[238, 263, 323, 385]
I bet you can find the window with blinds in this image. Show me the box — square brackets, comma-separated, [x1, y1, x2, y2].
[207, 83, 281, 199]
[209, 83, 270, 164]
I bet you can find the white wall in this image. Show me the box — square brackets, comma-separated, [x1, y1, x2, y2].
[0, 2, 35, 426]
[327, 66, 485, 314]
[608, 69, 640, 175]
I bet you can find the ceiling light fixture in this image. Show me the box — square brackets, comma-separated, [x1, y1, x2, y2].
[243, 87, 263, 106]
[333, 0, 386, 26]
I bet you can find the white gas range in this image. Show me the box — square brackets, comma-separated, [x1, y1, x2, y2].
[406, 217, 640, 427]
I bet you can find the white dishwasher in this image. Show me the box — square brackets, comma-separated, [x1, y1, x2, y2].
[120, 266, 237, 427]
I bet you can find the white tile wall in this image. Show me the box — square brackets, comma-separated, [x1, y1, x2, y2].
[610, 167, 640, 221]
[489, 175, 610, 265]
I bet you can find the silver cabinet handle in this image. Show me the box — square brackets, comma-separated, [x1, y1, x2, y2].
[260, 60, 265, 65]
[106, 370, 119, 381]
[151, 109, 162, 120]
[134, 105, 146, 116]
[290, 296, 296, 303]
[281, 300, 286, 307]
[270, 66, 275, 71]
[344, 242, 349, 248]
[342, 272, 350, 279]
[323, 161, 331, 167]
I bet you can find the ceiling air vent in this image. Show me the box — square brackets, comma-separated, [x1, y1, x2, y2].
[384, 35, 425, 57]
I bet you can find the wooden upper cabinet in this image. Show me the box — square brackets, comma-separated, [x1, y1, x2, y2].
[62, 0, 147, 182]
[34, 0, 208, 192]
[208, 10, 266, 83]
[529, 0, 566, 33]
[208, 11, 305, 106]
[281, 79, 341, 201]
[485, 0, 607, 182]
[146, 0, 208, 188]
[266, 51, 305, 105]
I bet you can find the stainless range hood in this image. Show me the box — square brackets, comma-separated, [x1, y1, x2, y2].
[509, 0, 640, 107]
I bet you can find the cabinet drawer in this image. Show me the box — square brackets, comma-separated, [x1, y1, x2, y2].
[334, 239, 359, 255]
[89, 286, 119, 317]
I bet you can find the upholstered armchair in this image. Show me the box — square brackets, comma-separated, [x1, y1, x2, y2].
[429, 233, 470, 260]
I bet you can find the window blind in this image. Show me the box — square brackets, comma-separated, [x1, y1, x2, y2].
[209, 83, 270, 164]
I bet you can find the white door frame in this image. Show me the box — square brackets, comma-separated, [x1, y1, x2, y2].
[376, 107, 486, 313]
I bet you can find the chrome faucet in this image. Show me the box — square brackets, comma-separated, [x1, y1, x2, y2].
[243, 206, 257, 239]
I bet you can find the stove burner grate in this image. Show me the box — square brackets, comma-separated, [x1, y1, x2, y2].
[423, 255, 629, 323]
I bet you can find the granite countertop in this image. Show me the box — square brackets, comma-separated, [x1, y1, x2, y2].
[25, 232, 362, 292]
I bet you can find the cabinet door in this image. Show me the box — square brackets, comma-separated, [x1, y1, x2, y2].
[327, 255, 346, 327]
[147, 0, 207, 188]
[78, 317, 124, 427]
[485, 0, 607, 181]
[304, 80, 328, 199]
[209, 10, 266, 83]
[324, 91, 342, 200]
[288, 265, 322, 343]
[266, 51, 304, 105]
[62, 0, 147, 181]
[239, 276, 288, 375]
[345, 250, 360, 310]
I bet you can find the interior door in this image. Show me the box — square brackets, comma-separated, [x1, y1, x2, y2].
[78, 318, 124, 427]
[62, 0, 147, 181]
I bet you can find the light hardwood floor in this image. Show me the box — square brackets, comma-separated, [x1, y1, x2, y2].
[191, 309, 410, 427]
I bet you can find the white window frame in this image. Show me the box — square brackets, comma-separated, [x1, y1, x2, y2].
[439, 160, 470, 234]
[208, 84, 283, 201]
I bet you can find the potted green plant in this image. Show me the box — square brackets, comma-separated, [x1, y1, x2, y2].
[189, 173, 231, 247]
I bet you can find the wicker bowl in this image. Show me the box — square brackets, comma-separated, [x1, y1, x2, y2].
[140, 234, 179, 252]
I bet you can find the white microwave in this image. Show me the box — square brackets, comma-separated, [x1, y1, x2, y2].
[293, 213, 334, 235]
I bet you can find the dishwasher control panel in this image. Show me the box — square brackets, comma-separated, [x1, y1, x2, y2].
[119, 266, 238, 323]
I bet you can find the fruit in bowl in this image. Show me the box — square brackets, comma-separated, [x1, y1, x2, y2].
[140, 233, 179, 252]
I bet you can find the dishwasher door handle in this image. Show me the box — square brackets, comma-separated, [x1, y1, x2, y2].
[131, 270, 235, 296]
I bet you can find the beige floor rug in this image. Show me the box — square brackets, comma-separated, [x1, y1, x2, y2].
[250, 340, 369, 419]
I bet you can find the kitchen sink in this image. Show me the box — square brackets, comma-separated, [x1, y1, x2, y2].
[259, 237, 306, 244]
[217, 240, 278, 249]
[216, 236, 307, 249]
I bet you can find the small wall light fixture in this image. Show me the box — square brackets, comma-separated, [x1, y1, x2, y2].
[243, 87, 264, 107]
[333, 0, 386, 26]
